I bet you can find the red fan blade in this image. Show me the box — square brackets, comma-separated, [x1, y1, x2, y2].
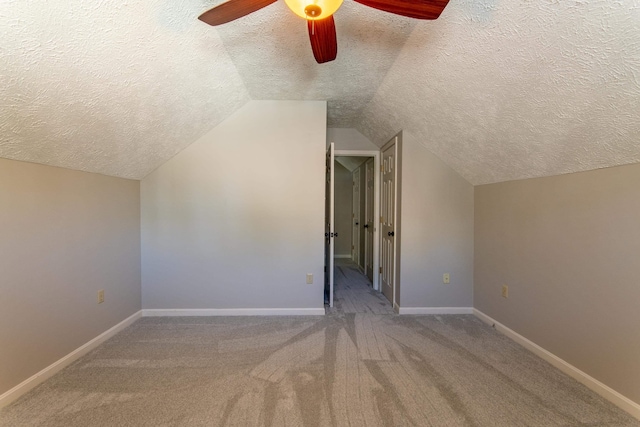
[198, 0, 277, 26]
[354, 0, 449, 20]
[307, 16, 338, 64]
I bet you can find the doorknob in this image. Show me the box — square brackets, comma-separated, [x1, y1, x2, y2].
[388, 231, 394, 237]
[355, 222, 359, 225]
[363, 224, 369, 228]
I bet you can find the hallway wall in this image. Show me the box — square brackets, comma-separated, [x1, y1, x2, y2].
[334, 162, 353, 258]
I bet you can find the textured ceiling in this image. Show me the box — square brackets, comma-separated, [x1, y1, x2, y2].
[0, 0, 249, 179]
[213, 0, 416, 126]
[1, 0, 639, 183]
[356, 0, 640, 184]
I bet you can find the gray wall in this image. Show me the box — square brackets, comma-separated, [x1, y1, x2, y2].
[475, 163, 640, 405]
[398, 132, 474, 308]
[327, 128, 379, 151]
[334, 162, 353, 258]
[0, 159, 141, 395]
[141, 101, 326, 310]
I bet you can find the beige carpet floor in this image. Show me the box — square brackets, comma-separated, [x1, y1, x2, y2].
[1, 263, 638, 426]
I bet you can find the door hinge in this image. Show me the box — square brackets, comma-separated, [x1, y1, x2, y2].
[379, 266, 383, 274]
[380, 165, 384, 172]
[352, 245, 354, 250]
[380, 216, 383, 223]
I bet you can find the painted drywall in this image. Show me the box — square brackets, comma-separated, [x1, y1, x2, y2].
[141, 101, 326, 310]
[398, 132, 474, 308]
[475, 163, 640, 405]
[334, 162, 353, 258]
[327, 128, 379, 151]
[0, 158, 140, 396]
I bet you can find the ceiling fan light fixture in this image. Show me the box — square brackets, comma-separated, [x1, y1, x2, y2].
[284, 0, 343, 20]
[198, 0, 449, 64]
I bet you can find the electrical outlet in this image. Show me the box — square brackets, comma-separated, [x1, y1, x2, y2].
[502, 285, 508, 298]
[443, 273, 450, 284]
[97, 289, 105, 304]
[306, 273, 313, 284]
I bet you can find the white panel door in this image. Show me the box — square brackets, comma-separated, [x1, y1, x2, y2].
[364, 158, 374, 282]
[380, 142, 396, 305]
[352, 167, 361, 267]
[324, 143, 335, 307]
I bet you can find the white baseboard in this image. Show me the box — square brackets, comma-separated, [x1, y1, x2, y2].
[0, 310, 142, 409]
[142, 308, 326, 317]
[473, 309, 640, 421]
[398, 307, 474, 315]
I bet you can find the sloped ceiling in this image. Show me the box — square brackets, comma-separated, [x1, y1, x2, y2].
[336, 156, 369, 172]
[0, 0, 249, 179]
[357, 0, 640, 184]
[1, 0, 639, 183]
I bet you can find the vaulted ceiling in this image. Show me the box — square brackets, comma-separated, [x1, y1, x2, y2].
[1, 0, 639, 184]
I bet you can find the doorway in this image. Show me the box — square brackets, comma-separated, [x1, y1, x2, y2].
[325, 149, 381, 308]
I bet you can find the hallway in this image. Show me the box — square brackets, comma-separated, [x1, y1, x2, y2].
[326, 259, 394, 315]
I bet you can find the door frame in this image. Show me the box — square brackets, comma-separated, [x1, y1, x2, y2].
[325, 143, 335, 307]
[335, 149, 380, 292]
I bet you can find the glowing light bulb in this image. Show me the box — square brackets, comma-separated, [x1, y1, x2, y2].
[284, 0, 343, 20]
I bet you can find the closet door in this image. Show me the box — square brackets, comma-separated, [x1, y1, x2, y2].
[380, 140, 397, 305]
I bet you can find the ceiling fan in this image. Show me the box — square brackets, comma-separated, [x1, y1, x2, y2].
[198, 0, 450, 64]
